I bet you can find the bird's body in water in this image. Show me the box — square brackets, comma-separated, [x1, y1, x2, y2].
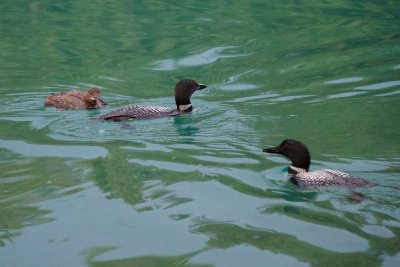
[263, 139, 375, 188]
[97, 106, 180, 121]
[97, 79, 206, 121]
[286, 166, 374, 188]
[44, 87, 107, 110]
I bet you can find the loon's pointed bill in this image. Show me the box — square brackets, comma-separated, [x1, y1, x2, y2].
[197, 84, 207, 90]
[262, 146, 279, 153]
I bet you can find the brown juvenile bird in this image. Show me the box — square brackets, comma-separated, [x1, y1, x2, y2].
[44, 87, 107, 109]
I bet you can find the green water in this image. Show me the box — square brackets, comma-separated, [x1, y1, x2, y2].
[1, 1, 400, 266]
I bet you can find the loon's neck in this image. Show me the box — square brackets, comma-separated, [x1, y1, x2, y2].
[289, 166, 307, 174]
[178, 104, 193, 112]
[290, 154, 310, 172]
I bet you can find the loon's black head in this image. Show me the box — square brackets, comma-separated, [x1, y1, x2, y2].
[263, 139, 311, 171]
[175, 79, 206, 111]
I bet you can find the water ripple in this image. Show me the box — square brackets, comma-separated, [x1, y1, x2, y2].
[355, 80, 400, 91]
[229, 93, 280, 103]
[190, 245, 309, 267]
[218, 70, 259, 91]
[327, 91, 368, 99]
[192, 155, 259, 165]
[0, 139, 108, 159]
[149, 46, 250, 71]
[376, 90, 400, 97]
[325, 77, 364, 84]
[271, 95, 314, 102]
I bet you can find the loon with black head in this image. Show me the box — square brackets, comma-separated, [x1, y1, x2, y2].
[263, 139, 375, 188]
[97, 79, 206, 121]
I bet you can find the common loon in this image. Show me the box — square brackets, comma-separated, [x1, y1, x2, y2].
[44, 87, 107, 109]
[97, 79, 206, 121]
[263, 139, 375, 188]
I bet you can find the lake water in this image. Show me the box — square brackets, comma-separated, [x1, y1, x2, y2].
[1, 1, 399, 266]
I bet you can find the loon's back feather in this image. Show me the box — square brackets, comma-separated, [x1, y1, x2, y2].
[292, 169, 375, 188]
[97, 105, 181, 121]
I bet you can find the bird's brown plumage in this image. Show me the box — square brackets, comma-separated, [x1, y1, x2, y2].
[44, 87, 107, 109]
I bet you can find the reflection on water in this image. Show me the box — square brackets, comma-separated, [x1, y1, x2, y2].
[325, 77, 364, 84]
[0, 139, 107, 159]
[149, 46, 250, 71]
[355, 80, 400, 91]
[327, 91, 367, 99]
[218, 70, 259, 91]
[1, 0, 400, 266]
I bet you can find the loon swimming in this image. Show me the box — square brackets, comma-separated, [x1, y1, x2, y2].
[263, 139, 375, 188]
[97, 79, 206, 121]
[44, 87, 107, 109]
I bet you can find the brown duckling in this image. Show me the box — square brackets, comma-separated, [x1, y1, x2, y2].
[44, 87, 107, 109]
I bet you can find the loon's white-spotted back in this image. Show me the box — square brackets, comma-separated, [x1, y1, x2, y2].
[97, 79, 206, 121]
[97, 106, 180, 121]
[263, 139, 375, 188]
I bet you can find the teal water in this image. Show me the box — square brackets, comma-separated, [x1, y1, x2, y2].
[1, 1, 400, 266]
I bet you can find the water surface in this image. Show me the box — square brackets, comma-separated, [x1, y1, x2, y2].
[1, 1, 400, 267]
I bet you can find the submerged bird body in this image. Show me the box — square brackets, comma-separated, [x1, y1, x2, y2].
[263, 139, 375, 188]
[287, 167, 374, 187]
[97, 105, 180, 121]
[97, 79, 206, 121]
[45, 87, 107, 109]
